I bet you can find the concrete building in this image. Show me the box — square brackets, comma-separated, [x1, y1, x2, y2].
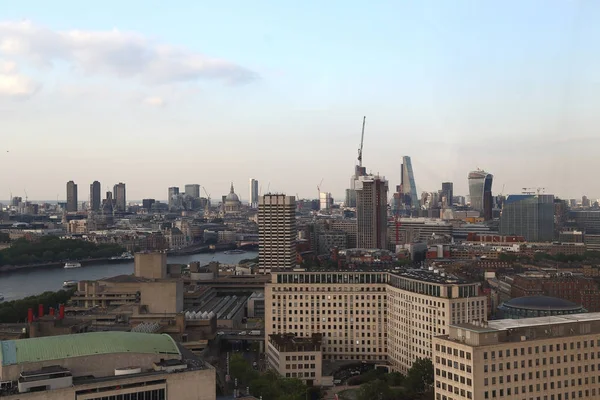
[66, 181, 78, 212]
[433, 313, 600, 400]
[113, 182, 126, 212]
[319, 192, 332, 212]
[185, 184, 200, 198]
[0, 331, 215, 400]
[265, 268, 486, 374]
[258, 194, 296, 273]
[267, 333, 325, 386]
[89, 181, 101, 212]
[317, 231, 347, 255]
[249, 178, 259, 208]
[168, 187, 180, 209]
[330, 219, 357, 248]
[500, 194, 554, 242]
[355, 175, 388, 249]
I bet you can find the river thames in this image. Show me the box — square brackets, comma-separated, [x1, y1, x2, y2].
[0, 251, 258, 301]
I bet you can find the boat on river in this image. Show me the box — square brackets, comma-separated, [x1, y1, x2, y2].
[63, 280, 78, 288]
[224, 249, 246, 255]
[64, 262, 82, 269]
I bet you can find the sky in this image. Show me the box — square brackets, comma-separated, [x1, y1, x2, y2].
[1, 0, 599, 202]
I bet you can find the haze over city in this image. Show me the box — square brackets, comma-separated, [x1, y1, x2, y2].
[1, 0, 599, 201]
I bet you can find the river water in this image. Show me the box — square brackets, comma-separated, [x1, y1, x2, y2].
[0, 251, 258, 302]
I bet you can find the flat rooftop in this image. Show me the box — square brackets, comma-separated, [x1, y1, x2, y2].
[269, 333, 322, 352]
[452, 312, 600, 333]
[392, 268, 470, 285]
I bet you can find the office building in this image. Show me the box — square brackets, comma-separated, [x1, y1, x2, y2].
[66, 181, 78, 212]
[267, 333, 324, 386]
[441, 182, 453, 208]
[89, 181, 101, 212]
[258, 194, 296, 273]
[355, 175, 388, 249]
[265, 268, 486, 374]
[499, 194, 554, 242]
[400, 156, 419, 209]
[468, 170, 493, 220]
[433, 313, 600, 400]
[319, 192, 332, 211]
[0, 331, 215, 400]
[184, 184, 200, 198]
[346, 165, 367, 208]
[112, 182, 126, 212]
[168, 187, 180, 209]
[249, 178, 259, 208]
[142, 198, 156, 211]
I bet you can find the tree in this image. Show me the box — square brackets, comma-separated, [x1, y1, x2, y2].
[405, 358, 434, 394]
[357, 379, 393, 400]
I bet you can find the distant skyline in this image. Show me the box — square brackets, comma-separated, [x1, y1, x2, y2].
[1, 1, 599, 200]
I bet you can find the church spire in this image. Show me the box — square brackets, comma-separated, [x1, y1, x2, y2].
[230, 182, 234, 193]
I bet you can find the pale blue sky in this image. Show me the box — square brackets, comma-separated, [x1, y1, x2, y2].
[1, 1, 599, 201]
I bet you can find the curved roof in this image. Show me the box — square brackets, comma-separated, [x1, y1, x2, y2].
[0, 332, 179, 366]
[503, 296, 582, 311]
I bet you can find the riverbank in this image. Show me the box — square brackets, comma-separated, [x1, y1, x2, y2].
[0, 257, 134, 273]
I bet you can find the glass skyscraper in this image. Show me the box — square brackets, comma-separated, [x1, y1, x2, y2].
[400, 156, 419, 209]
[468, 170, 493, 220]
[499, 194, 555, 242]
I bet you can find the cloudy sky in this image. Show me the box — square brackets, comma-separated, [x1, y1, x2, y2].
[1, 0, 599, 202]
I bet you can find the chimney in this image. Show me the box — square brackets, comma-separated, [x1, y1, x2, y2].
[38, 304, 44, 318]
[59, 304, 65, 320]
[27, 308, 34, 323]
[49, 307, 55, 317]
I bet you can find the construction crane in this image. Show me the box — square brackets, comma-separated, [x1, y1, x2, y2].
[202, 187, 211, 205]
[24, 189, 28, 204]
[357, 116, 366, 167]
[522, 187, 546, 195]
[317, 178, 324, 201]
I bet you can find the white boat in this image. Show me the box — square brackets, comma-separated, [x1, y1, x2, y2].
[64, 262, 82, 269]
[63, 280, 78, 288]
[224, 249, 246, 255]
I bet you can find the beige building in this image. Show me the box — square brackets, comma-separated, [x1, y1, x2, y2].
[258, 194, 296, 273]
[265, 269, 486, 373]
[0, 331, 215, 400]
[433, 313, 600, 400]
[267, 333, 325, 386]
[355, 175, 388, 249]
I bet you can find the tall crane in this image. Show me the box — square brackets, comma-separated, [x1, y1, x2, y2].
[522, 187, 546, 195]
[357, 116, 366, 167]
[317, 178, 324, 201]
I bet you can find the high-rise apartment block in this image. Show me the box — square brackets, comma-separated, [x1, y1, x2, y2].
[468, 170, 493, 220]
[355, 175, 388, 249]
[66, 180, 78, 212]
[258, 194, 296, 273]
[265, 269, 486, 374]
[499, 194, 554, 242]
[184, 184, 200, 198]
[441, 182, 453, 208]
[433, 313, 600, 400]
[112, 182, 126, 212]
[249, 178, 259, 208]
[319, 192, 332, 211]
[89, 180, 101, 211]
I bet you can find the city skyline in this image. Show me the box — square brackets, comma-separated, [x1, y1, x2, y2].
[1, 1, 600, 200]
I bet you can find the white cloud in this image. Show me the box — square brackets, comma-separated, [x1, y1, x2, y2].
[0, 20, 258, 85]
[142, 96, 165, 107]
[0, 59, 40, 98]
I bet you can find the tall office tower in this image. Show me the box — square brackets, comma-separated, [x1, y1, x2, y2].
[89, 181, 101, 211]
[319, 192, 332, 211]
[468, 169, 493, 220]
[400, 156, 419, 209]
[355, 175, 388, 249]
[184, 184, 200, 198]
[249, 178, 259, 208]
[499, 193, 554, 242]
[345, 165, 367, 207]
[441, 182, 453, 208]
[258, 194, 296, 274]
[112, 182, 126, 212]
[66, 180, 78, 212]
[168, 187, 179, 208]
[142, 198, 156, 212]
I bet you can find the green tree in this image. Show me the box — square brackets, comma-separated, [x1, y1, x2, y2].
[357, 379, 393, 400]
[405, 358, 434, 394]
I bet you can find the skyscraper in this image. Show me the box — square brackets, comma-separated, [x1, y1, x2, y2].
[441, 182, 453, 208]
[249, 178, 259, 208]
[258, 194, 296, 274]
[468, 170, 493, 220]
[89, 181, 101, 211]
[66, 181, 78, 212]
[345, 165, 367, 208]
[113, 183, 126, 212]
[319, 192, 332, 211]
[184, 184, 200, 198]
[499, 194, 554, 242]
[355, 174, 388, 249]
[400, 156, 418, 209]
[168, 187, 179, 209]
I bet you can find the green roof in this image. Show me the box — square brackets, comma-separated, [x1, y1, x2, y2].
[0, 332, 180, 366]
